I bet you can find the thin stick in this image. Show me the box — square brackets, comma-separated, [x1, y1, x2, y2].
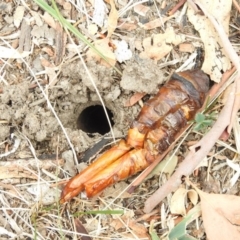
[169, 0, 187, 16]
[233, 0, 240, 13]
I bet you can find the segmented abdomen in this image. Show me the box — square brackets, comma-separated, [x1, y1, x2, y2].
[128, 69, 209, 155]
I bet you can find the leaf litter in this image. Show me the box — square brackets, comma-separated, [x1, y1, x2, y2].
[187, 0, 232, 82]
[0, 0, 240, 239]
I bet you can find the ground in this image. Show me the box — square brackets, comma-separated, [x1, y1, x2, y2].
[0, 0, 240, 240]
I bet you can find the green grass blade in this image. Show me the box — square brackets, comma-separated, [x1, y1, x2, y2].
[168, 205, 201, 240]
[149, 225, 160, 240]
[34, 0, 122, 75]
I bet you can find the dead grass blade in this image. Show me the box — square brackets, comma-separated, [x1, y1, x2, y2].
[233, 0, 240, 14]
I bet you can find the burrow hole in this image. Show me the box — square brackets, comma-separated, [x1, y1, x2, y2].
[77, 105, 114, 135]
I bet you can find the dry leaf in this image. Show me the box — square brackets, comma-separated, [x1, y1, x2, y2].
[45, 67, 58, 86]
[103, 182, 132, 198]
[86, 38, 116, 66]
[143, 19, 163, 30]
[30, 10, 43, 26]
[74, 219, 91, 240]
[146, 155, 178, 180]
[170, 188, 198, 215]
[107, 0, 118, 37]
[134, 4, 150, 16]
[112, 215, 149, 239]
[110, 218, 124, 230]
[13, 6, 25, 28]
[125, 92, 146, 107]
[41, 58, 54, 68]
[85, 218, 99, 232]
[42, 46, 54, 57]
[179, 42, 195, 53]
[143, 14, 176, 30]
[134, 40, 143, 51]
[0, 158, 64, 175]
[42, 12, 56, 29]
[128, 220, 149, 239]
[63, 2, 71, 10]
[139, 27, 185, 62]
[198, 190, 240, 240]
[117, 20, 137, 31]
[187, 0, 232, 82]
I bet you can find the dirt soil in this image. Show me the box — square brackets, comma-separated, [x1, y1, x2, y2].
[0, 0, 240, 240]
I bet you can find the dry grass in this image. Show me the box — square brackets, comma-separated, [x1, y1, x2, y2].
[0, 0, 240, 239]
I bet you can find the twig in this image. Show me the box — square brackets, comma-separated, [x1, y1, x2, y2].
[0, 134, 21, 158]
[168, 0, 187, 16]
[208, 67, 236, 98]
[233, 0, 240, 13]
[144, 83, 236, 213]
[135, 209, 159, 222]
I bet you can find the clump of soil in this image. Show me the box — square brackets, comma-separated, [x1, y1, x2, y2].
[121, 59, 167, 94]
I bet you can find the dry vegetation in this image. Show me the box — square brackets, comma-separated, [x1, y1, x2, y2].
[0, 0, 240, 239]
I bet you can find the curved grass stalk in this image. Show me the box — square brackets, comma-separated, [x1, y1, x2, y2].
[34, 0, 122, 75]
